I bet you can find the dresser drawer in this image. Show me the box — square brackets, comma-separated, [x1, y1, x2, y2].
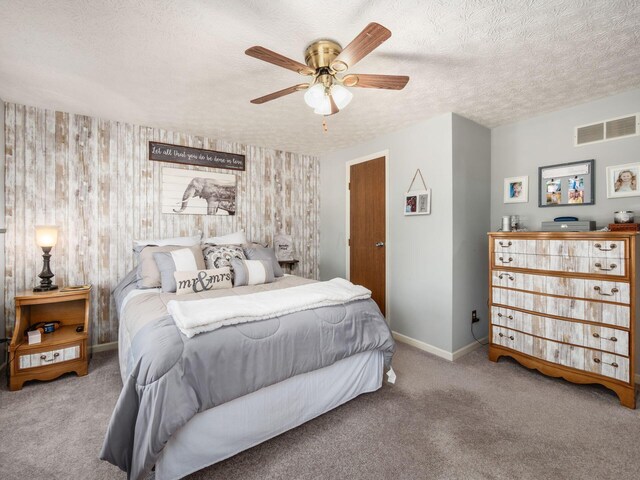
[492, 287, 630, 328]
[493, 253, 626, 278]
[17, 344, 81, 370]
[493, 238, 627, 259]
[492, 270, 631, 304]
[492, 326, 629, 383]
[491, 307, 629, 356]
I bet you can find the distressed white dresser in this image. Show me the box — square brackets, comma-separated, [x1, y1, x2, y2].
[488, 232, 637, 408]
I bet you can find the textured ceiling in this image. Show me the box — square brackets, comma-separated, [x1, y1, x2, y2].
[1, 0, 639, 155]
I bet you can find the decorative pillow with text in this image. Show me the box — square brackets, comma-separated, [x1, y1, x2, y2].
[174, 267, 233, 295]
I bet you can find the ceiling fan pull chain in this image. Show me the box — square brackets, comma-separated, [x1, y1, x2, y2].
[322, 117, 328, 133]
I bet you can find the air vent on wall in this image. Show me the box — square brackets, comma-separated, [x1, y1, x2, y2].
[575, 114, 639, 146]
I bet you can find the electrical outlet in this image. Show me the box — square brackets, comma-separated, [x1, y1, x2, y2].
[471, 310, 479, 324]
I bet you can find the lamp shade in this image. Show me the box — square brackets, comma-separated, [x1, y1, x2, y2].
[35, 225, 59, 247]
[312, 84, 354, 115]
[303, 83, 326, 109]
[330, 84, 353, 109]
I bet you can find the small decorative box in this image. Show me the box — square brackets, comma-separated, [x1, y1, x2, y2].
[608, 223, 640, 232]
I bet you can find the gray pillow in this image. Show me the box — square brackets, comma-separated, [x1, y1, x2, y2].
[149, 247, 206, 292]
[230, 258, 275, 287]
[136, 245, 201, 289]
[242, 246, 283, 277]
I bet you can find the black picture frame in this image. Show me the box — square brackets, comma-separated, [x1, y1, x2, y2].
[538, 159, 595, 207]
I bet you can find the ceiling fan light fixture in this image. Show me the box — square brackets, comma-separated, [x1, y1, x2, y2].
[330, 84, 353, 109]
[313, 95, 332, 115]
[304, 83, 326, 109]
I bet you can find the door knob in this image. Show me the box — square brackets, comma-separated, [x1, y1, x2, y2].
[375, 242, 384, 247]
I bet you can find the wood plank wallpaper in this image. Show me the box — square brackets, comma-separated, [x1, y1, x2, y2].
[3, 103, 320, 345]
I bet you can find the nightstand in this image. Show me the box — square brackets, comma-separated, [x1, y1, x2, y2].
[278, 259, 299, 274]
[8, 287, 91, 391]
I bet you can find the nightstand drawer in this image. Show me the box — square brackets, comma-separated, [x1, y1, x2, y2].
[18, 344, 81, 370]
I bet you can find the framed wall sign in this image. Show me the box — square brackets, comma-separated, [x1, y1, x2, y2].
[149, 141, 245, 171]
[538, 159, 595, 207]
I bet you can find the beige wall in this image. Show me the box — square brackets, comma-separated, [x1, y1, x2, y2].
[3, 103, 319, 346]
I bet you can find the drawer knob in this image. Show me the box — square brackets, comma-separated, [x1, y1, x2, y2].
[593, 286, 619, 296]
[498, 332, 514, 340]
[594, 262, 617, 272]
[592, 357, 618, 368]
[499, 241, 512, 247]
[498, 273, 515, 281]
[594, 243, 617, 251]
[592, 333, 618, 342]
[497, 313, 514, 320]
[499, 256, 513, 264]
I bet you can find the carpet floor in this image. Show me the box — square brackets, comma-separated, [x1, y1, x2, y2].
[0, 342, 638, 480]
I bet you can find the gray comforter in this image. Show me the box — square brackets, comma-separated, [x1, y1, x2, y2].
[100, 273, 395, 480]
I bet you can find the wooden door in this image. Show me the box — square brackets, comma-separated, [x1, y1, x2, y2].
[350, 157, 386, 314]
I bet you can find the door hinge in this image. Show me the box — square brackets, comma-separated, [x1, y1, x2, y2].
[348, 238, 351, 246]
[348, 182, 350, 190]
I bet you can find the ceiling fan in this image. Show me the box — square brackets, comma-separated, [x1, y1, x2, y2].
[245, 22, 409, 117]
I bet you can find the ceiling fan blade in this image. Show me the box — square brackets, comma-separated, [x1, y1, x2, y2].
[250, 84, 309, 104]
[342, 74, 409, 90]
[245, 46, 315, 75]
[328, 94, 339, 115]
[330, 23, 391, 72]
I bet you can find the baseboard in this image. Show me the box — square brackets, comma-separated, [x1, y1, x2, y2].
[452, 336, 489, 361]
[392, 331, 454, 361]
[392, 331, 489, 362]
[90, 341, 118, 353]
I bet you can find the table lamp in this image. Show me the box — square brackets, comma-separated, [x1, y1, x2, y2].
[34, 225, 59, 292]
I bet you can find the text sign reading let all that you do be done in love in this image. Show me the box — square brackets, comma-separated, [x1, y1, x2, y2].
[149, 141, 246, 171]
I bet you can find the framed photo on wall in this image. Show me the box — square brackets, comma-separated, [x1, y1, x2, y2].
[538, 159, 595, 207]
[404, 189, 431, 216]
[503, 176, 528, 203]
[606, 162, 640, 198]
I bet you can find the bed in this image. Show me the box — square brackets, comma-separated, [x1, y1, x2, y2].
[101, 272, 395, 480]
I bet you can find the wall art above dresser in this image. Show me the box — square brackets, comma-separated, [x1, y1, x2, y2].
[3, 103, 319, 346]
[488, 231, 637, 408]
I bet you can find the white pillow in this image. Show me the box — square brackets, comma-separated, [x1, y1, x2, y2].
[134, 234, 201, 247]
[204, 230, 247, 245]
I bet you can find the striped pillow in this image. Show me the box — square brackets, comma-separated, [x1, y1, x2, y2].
[230, 258, 275, 287]
[153, 248, 206, 293]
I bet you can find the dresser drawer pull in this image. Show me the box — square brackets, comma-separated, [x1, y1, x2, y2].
[497, 313, 513, 320]
[593, 286, 619, 296]
[592, 333, 618, 342]
[498, 273, 515, 281]
[39, 352, 60, 363]
[594, 243, 617, 252]
[594, 262, 617, 272]
[498, 257, 513, 264]
[592, 357, 618, 368]
[498, 241, 512, 247]
[498, 333, 515, 340]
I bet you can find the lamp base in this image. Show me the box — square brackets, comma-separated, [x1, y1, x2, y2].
[33, 284, 58, 292]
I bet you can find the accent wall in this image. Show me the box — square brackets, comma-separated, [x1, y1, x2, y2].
[3, 103, 320, 346]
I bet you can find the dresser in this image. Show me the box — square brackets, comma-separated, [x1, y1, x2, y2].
[488, 232, 637, 408]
